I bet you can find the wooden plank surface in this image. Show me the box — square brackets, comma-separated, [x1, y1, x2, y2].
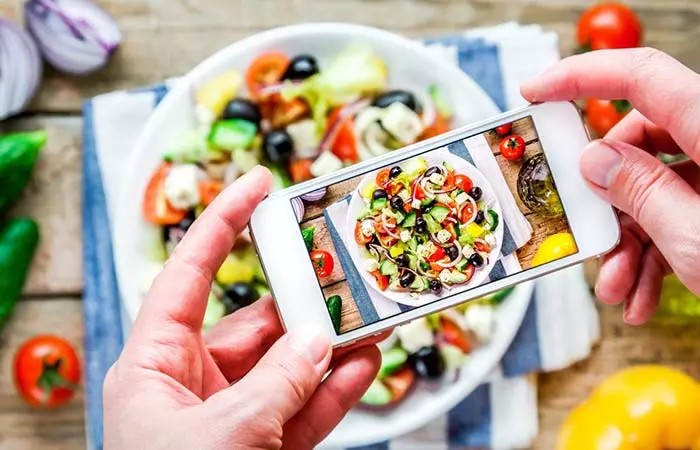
[0, 0, 698, 448]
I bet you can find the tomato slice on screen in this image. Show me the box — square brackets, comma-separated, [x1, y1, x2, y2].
[371, 270, 389, 291]
[376, 168, 391, 188]
[354, 221, 373, 245]
[460, 202, 476, 224]
[454, 174, 473, 193]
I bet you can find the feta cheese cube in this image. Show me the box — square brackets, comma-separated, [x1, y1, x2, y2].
[286, 119, 320, 159]
[310, 151, 343, 177]
[455, 192, 469, 205]
[397, 318, 434, 353]
[397, 189, 411, 202]
[379, 102, 424, 144]
[429, 172, 446, 186]
[436, 229, 452, 244]
[464, 304, 495, 343]
[164, 164, 201, 210]
[195, 104, 215, 127]
[361, 220, 375, 237]
[365, 259, 380, 273]
[485, 233, 497, 248]
[411, 198, 422, 210]
[400, 229, 411, 243]
[439, 269, 452, 284]
[462, 245, 475, 258]
[417, 241, 437, 259]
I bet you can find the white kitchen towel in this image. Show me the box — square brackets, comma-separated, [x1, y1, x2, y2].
[82, 23, 599, 450]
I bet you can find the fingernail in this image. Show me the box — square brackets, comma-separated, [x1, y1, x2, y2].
[288, 327, 331, 366]
[580, 140, 623, 189]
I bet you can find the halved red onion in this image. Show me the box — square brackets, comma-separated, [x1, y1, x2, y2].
[291, 197, 305, 223]
[25, 0, 122, 75]
[0, 17, 43, 119]
[300, 187, 327, 202]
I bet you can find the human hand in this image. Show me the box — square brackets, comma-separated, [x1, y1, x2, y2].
[103, 166, 383, 450]
[522, 48, 700, 325]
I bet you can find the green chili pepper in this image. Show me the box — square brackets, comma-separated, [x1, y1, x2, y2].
[302, 226, 315, 252]
[327, 295, 342, 333]
[0, 219, 40, 331]
[0, 131, 47, 214]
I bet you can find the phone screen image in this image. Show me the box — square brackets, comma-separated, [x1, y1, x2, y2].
[292, 116, 578, 334]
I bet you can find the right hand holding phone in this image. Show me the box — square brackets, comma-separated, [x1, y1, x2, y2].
[522, 47, 700, 325]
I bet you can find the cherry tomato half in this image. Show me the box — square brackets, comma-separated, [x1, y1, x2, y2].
[585, 98, 631, 137]
[245, 52, 290, 98]
[329, 108, 358, 163]
[460, 202, 476, 224]
[310, 249, 334, 278]
[577, 2, 643, 51]
[14, 335, 81, 408]
[198, 180, 224, 207]
[378, 233, 398, 248]
[495, 123, 512, 136]
[428, 246, 446, 262]
[474, 240, 491, 254]
[499, 134, 526, 161]
[289, 159, 314, 183]
[143, 162, 187, 225]
[440, 316, 471, 353]
[383, 366, 416, 403]
[412, 178, 427, 201]
[454, 174, 473, 193]
[442, 171, 456, 190]
[354, 221, 373, 245]
[419, 113, 451, 141]
[371, 270, 389, 291]
[376, 168, 391, 188]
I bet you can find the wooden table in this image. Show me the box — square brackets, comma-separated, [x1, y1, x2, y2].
[1, 1, 699, 448]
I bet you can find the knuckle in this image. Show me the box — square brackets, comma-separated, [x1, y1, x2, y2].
[621, 159, 675, 223]
[267, 358, 310, 406]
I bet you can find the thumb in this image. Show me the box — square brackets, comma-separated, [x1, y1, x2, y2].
[580, 139, 700, 292]
[208, 327, 332, 425]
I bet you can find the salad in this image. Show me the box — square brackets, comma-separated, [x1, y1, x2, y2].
[141, 43, 453, 325]
[353, 157, 500, 296]
[361, 287, 513, 407]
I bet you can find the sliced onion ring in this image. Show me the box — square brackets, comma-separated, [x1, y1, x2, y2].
[301, 187, 328, 202]
[291, 197, 305, 223]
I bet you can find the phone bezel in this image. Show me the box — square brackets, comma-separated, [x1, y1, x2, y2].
[249, 101, 620, 347]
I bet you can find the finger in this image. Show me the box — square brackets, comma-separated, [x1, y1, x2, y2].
[521, 48, 700, 162]
[330, 330, 392, 366]
[205, 295, 284, 383]
[281, 346, 381, 450]
[135, 166, 273, 333]
[207, 327, 332, 426]
[595, 227, 643, 305]
[606, 109, 683, 156]
[580, 139, 700, 283]
[623, 245, 668, 325]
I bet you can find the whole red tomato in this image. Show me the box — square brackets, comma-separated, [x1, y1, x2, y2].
[577, 2, 643, 50]
[499, 134, 526, 161]
[585, 98, 631, 136]
[310, 249, 334, 278]
[495, 123, 512, 136]
[14, 335, 81, 408]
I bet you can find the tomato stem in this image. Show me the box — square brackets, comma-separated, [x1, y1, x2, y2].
[37, 357, 78, 404]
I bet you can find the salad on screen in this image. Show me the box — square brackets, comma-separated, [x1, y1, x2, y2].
[141, 43, 453, 327]
[354, 157, 500, 296]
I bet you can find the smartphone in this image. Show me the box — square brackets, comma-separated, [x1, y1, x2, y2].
[249, 101, 620, 347]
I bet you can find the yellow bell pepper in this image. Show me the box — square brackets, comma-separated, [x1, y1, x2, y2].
[557, 366, 700, 450]
[530, 232, 577, 267]
[216, 253, 254, 286]
[195, 70, 242, 118]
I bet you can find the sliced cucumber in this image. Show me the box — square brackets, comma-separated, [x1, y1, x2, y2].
[361, 379, 393, 406]
[380, 259, 398, 276]
[378, 347, 408, 378]
[429, 205, 450, 223]
[401, 211, 417, 228]
[208, 119, 257, 151]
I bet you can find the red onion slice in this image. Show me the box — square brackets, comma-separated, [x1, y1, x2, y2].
[291, 197, 305, 223]
[0, 17, 42, 119]
[300, 187, 328, 202]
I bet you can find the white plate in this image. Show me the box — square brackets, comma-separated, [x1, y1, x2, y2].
[345, 150, 504, 307]
[113, 22, 525, 448]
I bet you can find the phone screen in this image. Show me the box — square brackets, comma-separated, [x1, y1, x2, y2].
[292, 116, 578, 334]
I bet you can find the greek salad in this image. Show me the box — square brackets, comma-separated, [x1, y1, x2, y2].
[361, 287, 512, 407]
[141, 43, 453, 326]
[353, 157, 500, 296]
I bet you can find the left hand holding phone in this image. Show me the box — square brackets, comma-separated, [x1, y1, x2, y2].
[103, 166, 383, 450]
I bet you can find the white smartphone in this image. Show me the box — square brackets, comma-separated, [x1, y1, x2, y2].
[249, 101, 620, 347]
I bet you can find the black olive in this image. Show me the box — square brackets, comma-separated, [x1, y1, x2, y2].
[469, 253, 484, 268]
[263, 130, 294, 165]
[390, 196, 404, 211]
[429, 279, 443, 294]
[469, 186, 483, 201]
[389, 166, 403, 178]
[372, 189, 388, 201]
[446, 245, 460, 261]
[415, 217, 428, 234]
[372, 90, 422, 114]
[162, 210, 196, 244]
[222, 282, 260, 315]
[399, 270, 416, 288]
[408, 346, 445, 380]
[370, 235, 381, 246]
[474, 210, 485, 225]
[420, 203, 433, 214]
[395, 254, 409, 267]
[222, 98, 261, 127]
[424, 166, 441, 178]
[282, 54, 319, 81]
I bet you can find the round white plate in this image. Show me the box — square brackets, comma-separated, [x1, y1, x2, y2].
[345, 151, 504, 307]
[322, 280, 533, 448]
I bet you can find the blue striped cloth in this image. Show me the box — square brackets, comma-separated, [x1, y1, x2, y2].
[83, 28, 598, 450]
